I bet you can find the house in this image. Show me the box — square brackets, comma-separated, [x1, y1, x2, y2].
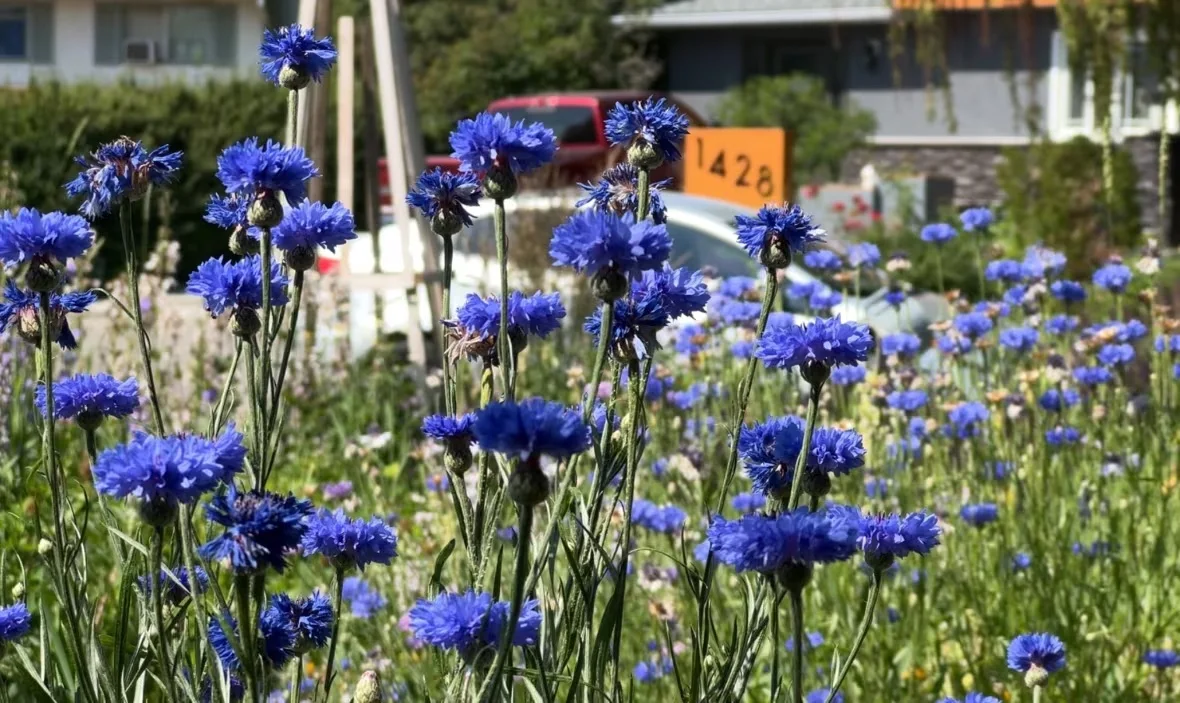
[616, 0, 1178, 239]
[0, 0, 295, 86]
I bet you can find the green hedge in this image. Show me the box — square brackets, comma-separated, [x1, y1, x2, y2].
[0, 80, 289, 280]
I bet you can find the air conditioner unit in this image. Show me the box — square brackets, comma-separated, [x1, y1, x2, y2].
[123, 39, 157, 64]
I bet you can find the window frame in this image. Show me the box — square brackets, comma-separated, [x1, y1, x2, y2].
[0, 5, 29, 62]
[95, 3, 236, 67]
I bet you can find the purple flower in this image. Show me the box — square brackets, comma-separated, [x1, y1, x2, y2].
[1093, 263, 1132, 294]
[216, 138, 319, 206]
[449, 112, 557, 176]
[604, 98, 690, 163]
[186, 255, 289, 317]
[707, 508, 858, 573]
[803, 249, 842, 271]
[755, 316, 872, 373]
[959, 502, 999, 527]
[920, 223, 956, 244]
[550, 210, 671, 280]
[406, 168, 481, 229]
[0, 208, 93, 269]
[577, 162, 671, 224]
[846, 242, 881, 268]
[35, 373, 138, 424]
[999, 326, 1038, 353]
[472, 398, 590, 461]
[65, 138, 183, 219]
[947, 402, 989, 439]
[630, 499, 688, 534]
[94, 426, 246, 509]
[734, 203, 825, 264]
[454, 291, 566, 341]
[984, 259, 1023, 283]
[1050, 280, 1086, 303]
[960, 207, 993, 232]
[1097, 343, 1135, 367]
[1007, 632, 1066, 678]
[199, 487, 314, 573]
[408, 590, 541, 657]
[259, 23, 337, 86]
[269, 200, 356, 253]
[953, 312, 993, 338]
[301, 509, 399, 571]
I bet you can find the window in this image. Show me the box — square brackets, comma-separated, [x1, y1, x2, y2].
[0, 4, 49, 62]
[1068, 65, 1086, 124]
[1052, 32, 1161, 138]
[0, 7, 26, 59]
[95, 4, 236, 66]
[1123, 43, 1157, 123]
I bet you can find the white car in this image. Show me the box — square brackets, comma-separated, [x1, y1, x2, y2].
[334, 191, 947, 356]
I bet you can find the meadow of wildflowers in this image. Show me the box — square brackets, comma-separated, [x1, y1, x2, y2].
[0, 22, 1176, 703]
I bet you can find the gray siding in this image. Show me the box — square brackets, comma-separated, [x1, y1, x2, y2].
[664, 9, 1056, 140]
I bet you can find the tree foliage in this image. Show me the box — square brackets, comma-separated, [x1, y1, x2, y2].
[714, 74, 877, 186]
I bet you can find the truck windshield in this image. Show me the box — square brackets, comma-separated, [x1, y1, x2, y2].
[492, 105, 598, 145]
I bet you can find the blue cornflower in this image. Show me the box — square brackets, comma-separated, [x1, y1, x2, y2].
[985, 259, 1023, 283]
[808, 287, 843, 311]
[960, 207, 993, 232]
[1097, 343, 1135, 367]
[0, 281, 95, 349]
[93, 426, 246, 514]
[454, 291, 566, 342]
[674, 323, 709, 357]
[65, 138, 183, 219]
[937, 333, 972, 356]
[734, 203, 825, 267]
[408, 590, 541, 658]
[1156, 334, 1180, 354]
[756, 315, 871, 375]
[886, 389, 928, 413]
[449, 112, 557, 176]
[269, 200, 355, 253]
[35, 373, 138, 426]
[199, 487, 313, 573]
[1021, 245, 1067, 280]
[938, 694, 1001, 703]
[960, 503, 999, 527]
[847, 508, 941, 569]
[1004, 285, 1029, 307]
[587, 268, 708, 358]
[216, 138, 319, 206]
[407, 169, 482, 231]
[1046, 314, 1078, 335]
[1072, 541, 1117, 559]
[1073, 365, 1113, 387]
[633, 659, 673, 683]
[947, 402, 989, 439]
[1143, 650, 1180, 669]
[1084, 319, 1148, 343]
[731, 491, 766, 514]
[265, 592, 333, 654]
[881, 332, 921, 358]
[550, 210, 671, 281]
[186, 255, 289, 318]
[301, 509, 399, 571]
[0, 208, 93, 272]
[920, 223, 956, 244]
[707, 508, 857, 574]
[739, 417, 864, 496]
[803, 249, 842, 271]
[846, 242, 881, 268]
[631, 499, 687, 535]
[0, 603, 31, 642]
[1045, 426, 1082, 447]
[422, 413, 475, 444]
[718, 275, 758, 300]
[1093, 263, 1132, 293]
[259, 24, 337, 87]
[1012, 553, 1032, 571]
[714, 298, 762, 326]
[975, 299, 1011, 318]
[634, 266, 710, 318]
[999, 326, 1038, 353]
[138, 566, 208, 606]
[577, 163, 671, 224]
[1050, 280, 1086, 303]
[209, 611, 295, 670]
[885, 286, 907, 308]
[341, 577, 386, 619]
[1038, 389, 1079, 413]
[829, 364, 866, 386]
[1007, 632, 1066, 682]
[667, 381, 707, 409]
[204, 193, 250, 231]
[806, 690, 842, 703]
[785, 631, 825, 652]
[953, 312, 993, 338]
[865, 475, 888, 498]
[604, 98, 690, 164]
[788, 280, 818, 300]
[473, 398, 590, 461]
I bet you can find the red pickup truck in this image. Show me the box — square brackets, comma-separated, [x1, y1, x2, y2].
[380, 91, 706, 207]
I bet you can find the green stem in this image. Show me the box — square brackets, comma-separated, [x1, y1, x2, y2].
[290, 655, 303, 703]
[119, 203, 166, 434]
[790, 588, 804, 703]
[975, 238, 985, 300]
[285, 89, 299, 148]
[479, 502, 534, 703]
[179, 506, 217, 696]
[609, 358, 646, 689]
[1033, 685, 1043, 703]
[471, 364, 497, 579]
[151, 527, 178, 703]
[234, 574, 258, 702]
[771, 588, 782, 702]
[935, 248, 945, 298]
[258, 227, 273, 486]
[320, 567, 346, 702]
[441, 233, 456, 416]
[264, 267, 305, 484]
[493, 199, 514, 400]
[786, 382, 824, 511]
[245, 339, 263, 489]
[824, 569, 882, 703]
[636, 168, 651, 221]
[208, 340, 244, 437]
[84, 429, 98, 468]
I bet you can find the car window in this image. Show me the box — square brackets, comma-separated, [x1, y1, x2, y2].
[492, 106, 598, 145]
[664, 220, 757, 278]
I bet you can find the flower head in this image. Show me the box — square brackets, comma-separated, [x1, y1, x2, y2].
[734, 203, 825, 266]
[205, 194, 251, 231]
[803, 249, 842, 271]
[550, 210, 671, 280]
[960, 207, 993, 232]
[755, 316, 871, 373]
[35, 373, 138, 425]
[846, 242, 881, 268]
[270, 200, 355, 253]
[1021, 245, 1067, 280]
[707, 508, 857, 574]
[577, 163, 670, 224]
[66, 138, 182, 219]
[137, 566, 209, 606]
[829, 364, 866, 386]
[199, 487, 313, 573]
[1097, 343, 1134, 367]
[0, 208, 93, 271]
[881, 332, 921, 358]
[731, 491, 766, 514]
[342, 577, 387, 619]
[1045, 425, 1082, 447]
[604, 98, 690, 164]
[454, 291, 565, 342]
[1038, 389, 1079, 413]
[473, 398, 590, 461]
[920, 223, 956, 244]
[1073, 365, 1113, 387]
[947, 402, 989, 439]
[0, 603, 31, 642]
[408, 590, 541, 658]
[209, 611, 295, 671]
[985, 259, 1023, 283]
[186, 256, 289, 318]
[1093, 263, 1132, 293]
[301, 509, 399, 571]
[422, 413, 475, 444]
[999, 326, 1038, 353]
[806, 690, 842, 703]
[939, 695, 1001, 703]
[953, 312, 993, 338]
[886, 389, 928, 413]
[586, 267, 708, 359]
[631, 499, 687, 534]
[0, 282, 95, 349]
[1143, 650, 1180, 669]
[449, 112, 557, 176]
[93, 426, 246, 508]
[216, 138, 319, 205]
[808, 287, 843, 311]
[1007, 632, 1066, 683]
[406, 169, 482, 230]
[1046, 314, 1078, 335]
[960, 502, 999, 527]
[845, 508, 941, 568]
[1050, 280, 1086, 303]
[259, 24, 337, 87]
[265, 592, 333, 654]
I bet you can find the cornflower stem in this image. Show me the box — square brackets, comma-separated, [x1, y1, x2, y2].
[975, 236, 986, 298]
[715, 271, 779, 513]
[84, 429, 98, 467]
[824, 568, 883, 703]
[320, 566, 346, 702]
[441, 232, 456, 415]
[259, 227, 273, 486]
[234, 574, 258, 702]
[636, 167, 651, 221]
[790, 587, 805, 703]
[1033, 685, 1044, 703]
[179, 506, 217, 693]
[119, 203, 166, 434]
[264, 267, 306, 483]
[151, 526, 178, 703]
[935, 248, 945, 297]
[290, 655, 303, 703]
[770, 586, 783, 702]
[493, 198, 514, 400]
[479, 501, 534, 703]
[471, 364, 496, 579]
[208, 340, 244, 437]
[786, 381, 824, 511]
[245, 339, 263, 489]
[609, 357, 646, 691]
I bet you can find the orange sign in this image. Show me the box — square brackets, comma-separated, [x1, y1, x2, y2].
[684, 128, 791, 211]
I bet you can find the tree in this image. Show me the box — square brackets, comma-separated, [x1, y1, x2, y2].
[715, 74, 877, 186]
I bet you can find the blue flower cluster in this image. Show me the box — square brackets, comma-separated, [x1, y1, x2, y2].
[735, 203, 825, 264]
[707, 508, 857, 574]
[93, 426, 245, 507]
[604, 98, 690, 163]
[199, 487, 314, 572]
[0, 281, 95, 349]
[755, 316, 872, 373]
[455, 291, 566, 341]
[408, 590, 542, 658]
[406, 168, 482, 229]
[216, 138, 319, 205]
[270, 200, 355, 253]
[577, 163, 671, 223]
[0, 208, 93, 269]
[631, 499, 688, 534]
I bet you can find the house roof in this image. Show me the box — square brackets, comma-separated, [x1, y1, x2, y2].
[613, 0, 894, 28]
